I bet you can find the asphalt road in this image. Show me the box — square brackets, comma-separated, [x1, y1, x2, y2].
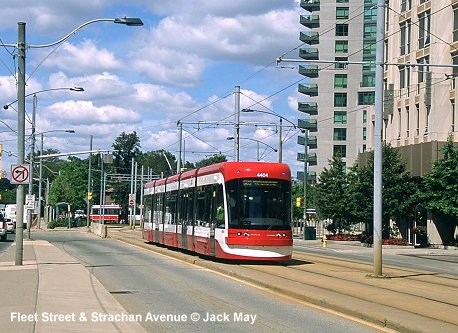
[32, 231, 384, 333]
[0, 232, 15, 254]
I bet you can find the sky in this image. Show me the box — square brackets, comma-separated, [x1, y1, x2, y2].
[0, 0, 307, 179]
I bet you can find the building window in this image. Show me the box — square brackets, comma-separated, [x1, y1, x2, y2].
[363, 110, 367, 123]
[418, 10, 431, 49]
[334, 93, 347, 107]
[334, 111, 347, 124]
[454, 6, 458, 42]
[398, 108, 402, 138]
[333, 145, 347, 157]
[334, 74, 348, 88]
[336, 24, 349, 36]
[336, 0, 349, 3]
[363, 62, 375, 72]
[364, 22, 376, 39]
[401, 0, 412, 13]
[336, 7, 349, 20]
[361, 73, 375, 87]
[400, 20, 411, 55]
[425, 106, 430, 134]
[452, 99, 456, 133]
[358, 92, 375, 105]
[399, 65, 411, 92]
[362, 144, 367, 152]
[416, 104, 420, 136]
[335, 40, 349, 53]
[364, 6, 377, 21]
[333, 128, 347, 141]
[406, 106, 410, 137]
[417, 56, 429, 83]
[335, 57, 348, 69]
[363, 127, 367, 140]
[363, 41, 376, 56]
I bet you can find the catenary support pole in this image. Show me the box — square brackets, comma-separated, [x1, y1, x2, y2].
[15, 22, 26, 266]
[373, 0, 386, 277]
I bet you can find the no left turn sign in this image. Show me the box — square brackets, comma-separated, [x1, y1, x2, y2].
[11, 164, 30, 184]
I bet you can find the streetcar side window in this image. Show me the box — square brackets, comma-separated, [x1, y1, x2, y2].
[179, 188, 194, 227]
[165, 190, 178, 225]
[213, 184, 225, 228]
[144, 195, 152, 223]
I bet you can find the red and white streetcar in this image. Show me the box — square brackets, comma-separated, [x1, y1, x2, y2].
[142, 161, 292, 260]
[90, 204, 121, 224]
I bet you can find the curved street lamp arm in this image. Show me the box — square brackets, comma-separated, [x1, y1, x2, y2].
[4, 87, 84, 109]
[241, 108, 296, 128]
[29, 19, 115, 49]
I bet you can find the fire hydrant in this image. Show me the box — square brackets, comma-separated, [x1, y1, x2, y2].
[322, 235, 327, 248]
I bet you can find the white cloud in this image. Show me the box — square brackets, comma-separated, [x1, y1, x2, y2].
[37, 40, 123, 74]
[45, 100, 141, 125]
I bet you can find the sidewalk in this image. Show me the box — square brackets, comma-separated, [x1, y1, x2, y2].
[109, 227, 458, 333]
[0, 238, 147, 333]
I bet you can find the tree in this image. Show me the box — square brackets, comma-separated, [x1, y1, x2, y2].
[195, 154, 227, 168]
[421, 137, 458, 224]
[138, 150, 176, 177]
[48, 157, 88, 211]
[314, 155, 350, 233]
[112, 131, 142, 174]
[111, 132, 142, 220]
[0, 178, 16, 204]
[346, 143, 420, 239]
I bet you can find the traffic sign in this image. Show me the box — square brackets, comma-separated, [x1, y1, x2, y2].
[129, 193, 135, 205]
[25, 194, 35, 210]
[11, 164, 30, 184]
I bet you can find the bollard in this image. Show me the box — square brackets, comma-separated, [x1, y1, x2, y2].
[322, 235, 327, 248]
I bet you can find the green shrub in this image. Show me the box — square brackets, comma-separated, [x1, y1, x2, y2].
[47, 218, 69, 229]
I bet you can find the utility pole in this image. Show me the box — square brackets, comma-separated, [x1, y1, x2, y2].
[86, 135, 93, 227]
[372, 0, 386, 277]
[234, 86, 240, 161]
[129, 157, 134, 229]
[302, 129, 308, 241]
[15, 22, 26, 266]
[177, 121, 182, 173]
[26, 94, 36, 239]
[278, 118, 283, 163]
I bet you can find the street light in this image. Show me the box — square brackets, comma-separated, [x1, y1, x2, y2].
[241, 108, 297, 163]
[1, 16, 142, 266]
[4, 87, 84, 239]
[227, 136, 277, 161]
[38, 130, 75, 230]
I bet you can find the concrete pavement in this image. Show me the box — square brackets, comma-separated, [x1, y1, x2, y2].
[0, 236, 147, 333]
[1, 227, 457, 333]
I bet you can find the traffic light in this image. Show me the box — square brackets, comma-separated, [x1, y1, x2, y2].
[87, 192, 93, 201]
[295, 197, 302, 208]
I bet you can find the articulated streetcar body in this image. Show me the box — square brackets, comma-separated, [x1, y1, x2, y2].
[142, 161, 292, 260]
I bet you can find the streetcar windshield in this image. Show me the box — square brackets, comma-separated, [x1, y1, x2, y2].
[226, 178, 291, 230]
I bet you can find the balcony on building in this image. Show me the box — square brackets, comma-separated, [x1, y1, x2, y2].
[308, 135, 317, 149]
[297, 152, 318, 165]
[300, 0, 320, 12]
[299, 48, 319, 60]
[296, 171, 317, 183]
[298, 101, 318, 115]
[299, 65, 319, 78]
[299, 31, 319, 45]
[297, 135, 317, 149]
[298, 83, 318, 96]
[298, 118, 318, 132]
[300, 15, 320, 29]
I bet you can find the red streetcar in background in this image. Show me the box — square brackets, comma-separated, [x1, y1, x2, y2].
[142, 162, 292, 260]
[90, 204, 121, 224]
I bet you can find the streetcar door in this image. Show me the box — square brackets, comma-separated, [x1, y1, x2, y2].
[210, 184, 224, 257]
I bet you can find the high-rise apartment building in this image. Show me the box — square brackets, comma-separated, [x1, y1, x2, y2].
[297, 0, 376, 178]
